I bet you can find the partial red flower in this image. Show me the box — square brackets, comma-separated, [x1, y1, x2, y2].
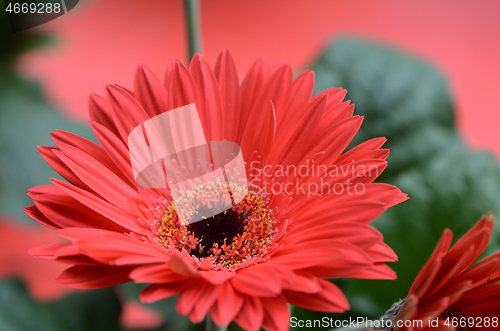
[393, 213, 500, 331]
[27, 50, 406, 331]
[0, 217, 76, 301]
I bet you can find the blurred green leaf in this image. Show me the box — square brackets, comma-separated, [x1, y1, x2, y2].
[312, 37, 456, 179]
[0, 278, 64, 331]
[53, 286, 122, 331]
[0, 278, 121, 331]
[0, 11, 55, 62]
[0, 13, 93, 221]
[310, 37, 500, 317]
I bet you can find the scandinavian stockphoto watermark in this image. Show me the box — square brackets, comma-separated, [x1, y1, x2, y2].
[249, 160, 380, 198]
[290, 316, 396, 329]
[290, 316, 499, 329]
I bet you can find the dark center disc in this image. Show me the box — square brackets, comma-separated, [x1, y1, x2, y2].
[187, 208, 246, 258]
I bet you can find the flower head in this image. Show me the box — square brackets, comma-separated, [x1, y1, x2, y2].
[27, 50, 406, 331]
[393, 213, 500, 331]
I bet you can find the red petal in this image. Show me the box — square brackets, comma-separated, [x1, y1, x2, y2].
[187, 283, 223, 323]
[262, 295, 290, 331]
[234, 296, 264, 331]
[323, 159, 388, 185]
[437, 214, 494, 281]
[29, 242, 70, 258]
[451, 252, 500, 290]
[333, 263, 397, 280]
[425, 245, 475, 299]
[270, 94, 326, 167]
[319, 99, 354, 132]
[189, 53, 223, 141]
[209, 282, 244, 327]
[166, 60, 198, 110]
[289, 201, 387, 232]
[139, 281, 192, 304]
[422, 279, 471, 309]
[284, 222, 383, 249]
[50, 243, 100, 265]
[231, 265, 281, 297]
[197, 257, 214, 270]
[277, 69, 314, 133]
[367, 242, 398, 262]
[199, 269, 235, 285]
[130, 263, 189, 283]
[38, 146, 90, 190]
[54, 144, 139, 213]
[271, 241, 342, 269]
[409, 229, 452, 298]
[106, 84, 150, 142]
[31, 186, 127, 232]
[251, 63, 293, 127]
[240, 99, 276, 164]
[163, 57, 176, 90]
[284, 278, 349, 312]
[237, 57, 271, 143]
[57, 265, 133, 289]
[413, 296, 450, 323]
[51, 130, 133, 186]
[134, 64, 169, 117]
[214, 49, 240, 142]
[303, 243, 377, 278]
[308, 116, 363, 166]
[90, 121, 136, 186]
[175, 280, 213, 316]
[337, 136, 387, 163]
[60, 229, 167, 265]
[168, 251, 199, 277]
[51, 129, 126, 183]
[282, 270, 321, 293]
[394, 294, 418, 330]
[24, 205, 60, 229]
[52, 179, 144, 234]
[88, 93, 119, 136]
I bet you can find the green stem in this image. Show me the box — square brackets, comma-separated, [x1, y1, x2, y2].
[183, 0, 203, 60]
[206, 315, 227, 331]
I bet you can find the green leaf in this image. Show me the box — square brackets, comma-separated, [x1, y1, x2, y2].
[53, 287, 122, 331]
[312, 37, 456, 179]
[0, 278, 122, 331]
[0, 13, 93, 221]
[0, 12, 55, 62]
[0, 278, 64, 331]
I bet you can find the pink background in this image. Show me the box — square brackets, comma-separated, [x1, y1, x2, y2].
[19, 0, 500, 159]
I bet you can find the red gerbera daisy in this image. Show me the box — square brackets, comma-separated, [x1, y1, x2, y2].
[27, 50, 406, 331]
[391, 213, 500, 331]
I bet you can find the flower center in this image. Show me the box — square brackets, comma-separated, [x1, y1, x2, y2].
[156, 185, 276, 270]
[186, 208, 246, 259]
